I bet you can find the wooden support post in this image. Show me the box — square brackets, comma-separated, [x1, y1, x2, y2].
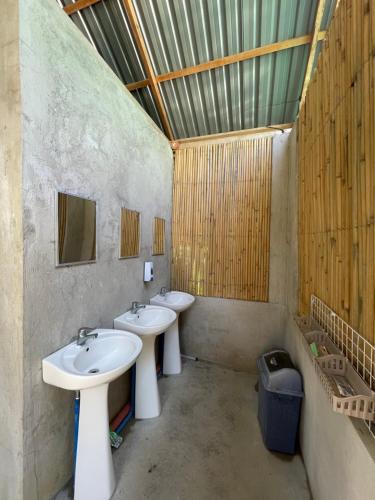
[299, 0, 327, 106]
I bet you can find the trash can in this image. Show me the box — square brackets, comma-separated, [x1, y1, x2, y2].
[257, 349, 303, 454]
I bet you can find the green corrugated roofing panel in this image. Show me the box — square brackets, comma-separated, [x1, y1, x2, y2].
[161, 44, 309, 138]
[57, 0, 337, 139]
[136, 0, 318, 74]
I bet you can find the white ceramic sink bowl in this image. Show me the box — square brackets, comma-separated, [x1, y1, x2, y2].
[42, 329, 142, 500]
[43, 329, 143, 390]
[114, 305, 176, 336]
[150, 291, 195, 375]
[114, 305, 176, 419]
[150, 290, 195, 313]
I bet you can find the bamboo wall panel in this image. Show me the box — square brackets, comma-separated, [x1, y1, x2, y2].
[298, 0, 375, 345]
[172, 137, 272, 301]
[120, 208, 140, 258]
[153, 217, 165, 255]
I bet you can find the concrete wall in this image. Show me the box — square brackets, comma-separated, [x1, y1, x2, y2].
[0, 2, 24, 498]
[180, 133, 291, 372]
[17, 0, 173, 498]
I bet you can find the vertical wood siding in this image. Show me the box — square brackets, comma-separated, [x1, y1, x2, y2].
[120, 208, 140, 258]
[298, 0, 375, 344]
[153, 217, 166, 255]
[172, 137, 272, 301]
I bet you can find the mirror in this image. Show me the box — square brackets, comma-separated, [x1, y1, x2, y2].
[152, 217, 165, 255]
[57, 192, 96, 265]
[120, 208, 140, 258]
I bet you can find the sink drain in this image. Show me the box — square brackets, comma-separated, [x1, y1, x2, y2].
[88, 368, 99, 374]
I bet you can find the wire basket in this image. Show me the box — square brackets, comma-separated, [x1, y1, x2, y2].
[315, 355, 375, 421]
[304, 331, 343, 359]
[294, 315, 322, 334]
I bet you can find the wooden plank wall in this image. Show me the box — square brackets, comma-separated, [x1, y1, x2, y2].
[153, 217, 165, 255]
[120, 208, 140, 258]
[172, 137, 272, 301]
[298, 0, 375, 344]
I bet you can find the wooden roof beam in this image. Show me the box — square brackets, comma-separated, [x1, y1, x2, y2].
[63, 0, 101, 16]
[171, 123, 294, 149]
[299, 0, 327, 106]
[126, 79, 150, 92]
[127, 31, 327, 92]
[121, 0, 173, 140]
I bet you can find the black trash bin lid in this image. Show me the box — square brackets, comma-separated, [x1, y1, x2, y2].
[264, 351, 295, 373]
[257, 349, 304, 398]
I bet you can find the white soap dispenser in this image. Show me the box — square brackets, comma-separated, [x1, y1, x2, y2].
[144, 261, 154, 282]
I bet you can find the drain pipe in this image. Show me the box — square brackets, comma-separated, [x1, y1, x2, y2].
[181, 354, 198, 361]
[73, 391, 80, 477]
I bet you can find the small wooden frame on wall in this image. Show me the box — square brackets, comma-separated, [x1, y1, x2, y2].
[153, 217, 165, 255]
[120, 208, 140, 258]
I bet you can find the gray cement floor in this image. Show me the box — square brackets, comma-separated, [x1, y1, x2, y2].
[58, 359, 311, 500]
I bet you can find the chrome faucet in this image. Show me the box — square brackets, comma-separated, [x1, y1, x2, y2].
[131, 301, 146, 314]
[160, 287, 168, 296]
[77, 327, 98, 346]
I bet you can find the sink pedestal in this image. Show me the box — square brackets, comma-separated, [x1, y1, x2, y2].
[135, 334, 161, 419]
[75, 383, 115, 500]
[163, 314, 181, 375]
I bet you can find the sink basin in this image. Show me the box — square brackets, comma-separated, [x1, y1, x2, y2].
[150, 291, 195, 375]
[42, 329, 142, 500]
[150, 290, 195, 313]
[114, 305, 176, 419]
[114, 305, 176, 336]
[43, 329, 143, 390]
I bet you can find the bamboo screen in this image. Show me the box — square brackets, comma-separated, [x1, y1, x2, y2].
[298, 0, 375, 344]
[120, 208, 140, 258]
[153, 217, 165, 255]
[172, 137, 272, 301]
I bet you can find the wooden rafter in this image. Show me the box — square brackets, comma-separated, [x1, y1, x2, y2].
[121, 0, 174, 140]
[299, 0, 327, 106]
[63, 0, 101, 16]
[126, 79, 149, 92]
[127, 31, 326, 92]
[171, 123, 293, 149]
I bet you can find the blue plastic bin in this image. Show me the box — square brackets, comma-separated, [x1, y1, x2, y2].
[257, 349, 303, 454]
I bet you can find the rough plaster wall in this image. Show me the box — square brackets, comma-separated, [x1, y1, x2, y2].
[19, 0, 173, 498]
[180, 133, 291, 372]
[0, 1, 24, 498]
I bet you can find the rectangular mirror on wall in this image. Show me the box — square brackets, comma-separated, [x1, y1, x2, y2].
[57, 192, 96, 266]
[120, 208, 140, 258]
[153, 217, 165, 255]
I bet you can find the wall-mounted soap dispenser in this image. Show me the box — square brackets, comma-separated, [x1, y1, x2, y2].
[144, 261, 154, 282]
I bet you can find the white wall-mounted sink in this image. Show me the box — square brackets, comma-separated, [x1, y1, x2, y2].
[114, 305, 176, 419]
[42, 329, 142, 500]
[150, 291, 195, 375]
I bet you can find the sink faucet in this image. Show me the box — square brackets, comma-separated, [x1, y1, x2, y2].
[160, 287, 168, 296]
[131, 301, 146, 314]
[77, 327, 98, 346]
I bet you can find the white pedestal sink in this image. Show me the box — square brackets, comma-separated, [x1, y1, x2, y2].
[150, 291, 195, 375]
[114, 305, 176, 419]
[42, 329, 142, 500]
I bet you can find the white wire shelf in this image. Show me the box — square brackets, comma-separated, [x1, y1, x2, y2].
[309, 295, 375, 438]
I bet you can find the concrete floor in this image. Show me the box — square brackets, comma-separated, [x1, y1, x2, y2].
[57, 360, 311, 500]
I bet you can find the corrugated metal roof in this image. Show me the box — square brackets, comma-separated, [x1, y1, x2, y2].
[58, 0, 337, 139]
